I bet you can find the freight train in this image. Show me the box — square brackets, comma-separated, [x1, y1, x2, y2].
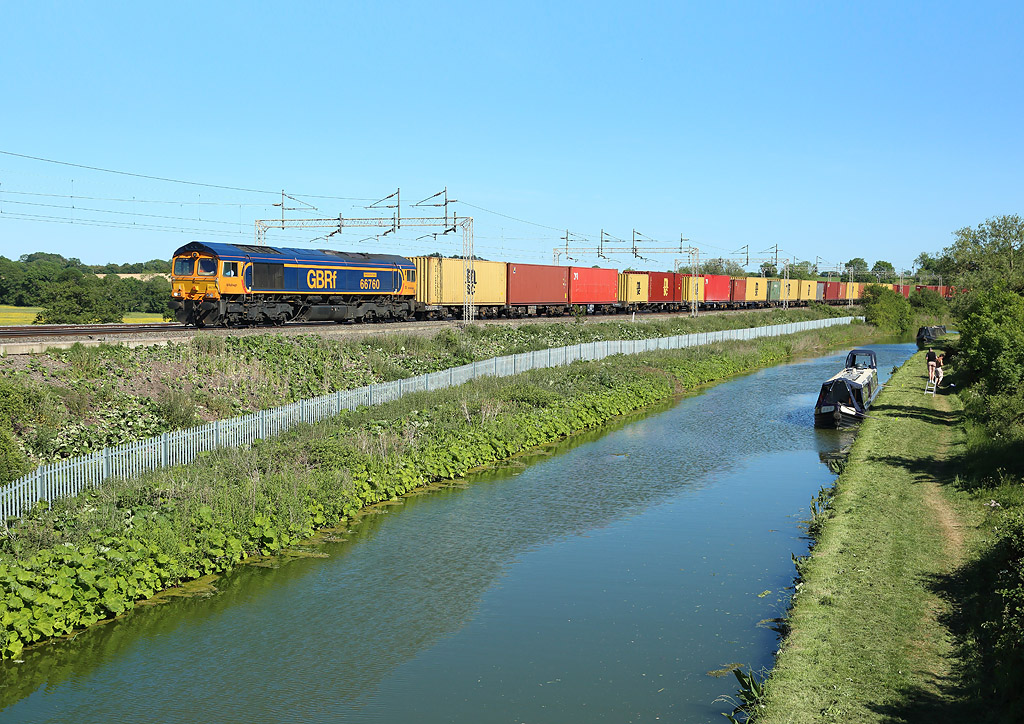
[169, 241, 954, 327]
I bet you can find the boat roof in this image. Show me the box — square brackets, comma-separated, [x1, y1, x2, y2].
[823, 367, 875, 388]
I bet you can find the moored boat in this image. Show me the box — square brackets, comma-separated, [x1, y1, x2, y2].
[814, 349, 880, 428]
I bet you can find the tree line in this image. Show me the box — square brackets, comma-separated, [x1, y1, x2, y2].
[0, 253, 170, 323]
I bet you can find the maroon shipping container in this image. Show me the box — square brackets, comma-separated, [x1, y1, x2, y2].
[568, 267, 619, 304]
[647, 272, 674, 302]
[507, 263, 568, 305]
[824, 281, 843, 301]
[672, 273, 683, 302]
[895, 284, 911, 298]
[703, 274, 731, 302]
[730, 277, 747, 303]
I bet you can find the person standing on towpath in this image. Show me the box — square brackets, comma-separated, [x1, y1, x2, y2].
[926, 347, 937, 382]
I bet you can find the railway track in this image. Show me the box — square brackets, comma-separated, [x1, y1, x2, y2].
[0, 322, 185, 338]
[0, 306, 806, 343]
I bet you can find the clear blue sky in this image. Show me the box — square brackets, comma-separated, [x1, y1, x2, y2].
[1, 1, 1021, 274]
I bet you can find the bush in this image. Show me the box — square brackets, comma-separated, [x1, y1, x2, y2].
[909, 287, 948, 317]
[955, 287, 1024, 394]
[0, 428, 30, 486]
[862, 284, 912, 333]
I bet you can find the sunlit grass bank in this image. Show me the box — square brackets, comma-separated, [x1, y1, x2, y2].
[758, 349, 1002, 723]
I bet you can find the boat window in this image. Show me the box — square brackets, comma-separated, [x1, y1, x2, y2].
[823, 382, 851, 404]
[197, 258, 217, 276]
[173, 257, 194, 276]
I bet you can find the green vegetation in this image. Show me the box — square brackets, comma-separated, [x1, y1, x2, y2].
[752, 213, 1024, 720]
[0, 307, 856, 484]
[0, 322, 879, 661]
[758, 350, 997, 722]
[0, 252, 170, 323]
[861, 283, 913, 333]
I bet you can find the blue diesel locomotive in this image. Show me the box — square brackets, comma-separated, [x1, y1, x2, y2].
[169, 241, 420, 326]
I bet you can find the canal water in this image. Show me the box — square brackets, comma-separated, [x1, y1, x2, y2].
[0, 343, 916, 723]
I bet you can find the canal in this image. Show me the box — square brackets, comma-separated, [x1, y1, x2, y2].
[0, 343, 917, 723]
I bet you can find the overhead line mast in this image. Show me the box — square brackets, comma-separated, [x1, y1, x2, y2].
[254, 188, 477, 325]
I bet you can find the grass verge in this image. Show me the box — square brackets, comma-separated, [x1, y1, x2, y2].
[757, 346, 1003, 723]
[0, 322, 881, 664]
[0, 306, 857, 480]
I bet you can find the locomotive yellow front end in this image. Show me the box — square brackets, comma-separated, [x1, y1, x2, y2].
[169, 250, 223, 326]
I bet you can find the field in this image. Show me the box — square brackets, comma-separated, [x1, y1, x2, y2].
[0, 305, 164, 325]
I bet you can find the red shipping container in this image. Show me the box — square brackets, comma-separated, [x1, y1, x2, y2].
[824, 281, 843, 300]
[568, 267, 619, 304]
[647, 271, 674, 302]
[507, 263, 568, 305]
[672, 273, 683, 302]
[703, 274, 731, 302]
[730, 277, 746, 303]
[895, 284, 911, 298]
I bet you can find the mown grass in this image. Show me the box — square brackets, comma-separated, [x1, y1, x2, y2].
[758, 348, 1000, 723]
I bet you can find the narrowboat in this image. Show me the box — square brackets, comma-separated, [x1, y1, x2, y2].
[916, 325, 947, 348]
[814, 349, 880, 428]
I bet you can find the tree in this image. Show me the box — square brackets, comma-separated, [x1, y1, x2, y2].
[862, 285, 912, 333]
[956, 286, 1024, 394]
[34, 275, 125, 324]
[759, 262, 777, 277]
[908, 287, 947, 317]
[845, 257, 869, 278]
[871, 260, 896, 283]
[699, 258, 746, 277]
[788, 260, 814, 280]
[944, 214, 1024, 293]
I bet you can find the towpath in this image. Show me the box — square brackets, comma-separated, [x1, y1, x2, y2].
[760, 349, 990, 723]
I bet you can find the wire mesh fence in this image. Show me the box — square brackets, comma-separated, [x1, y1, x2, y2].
[2, 316, 862, 520]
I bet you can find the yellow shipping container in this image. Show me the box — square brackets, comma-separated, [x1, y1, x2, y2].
[780, 279, 799, 301]
[412, 257, 507, 306]
[845, 282, 859, 300]
[797, 280, 816, 301]
[618, 273, 649, 303]
[679, 274, 705, 302]
[744, 277, 768, 302]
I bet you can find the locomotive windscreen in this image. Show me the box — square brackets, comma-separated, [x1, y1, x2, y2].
[253, 262, 284, 289]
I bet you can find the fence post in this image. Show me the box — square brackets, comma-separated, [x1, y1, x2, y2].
[161, 432, 169, 467]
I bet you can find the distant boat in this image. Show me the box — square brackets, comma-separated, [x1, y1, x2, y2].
[814, 349, 880, 428]
[916, 325, 947, 348]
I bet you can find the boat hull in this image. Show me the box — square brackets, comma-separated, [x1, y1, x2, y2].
[814, 404, 864, 428]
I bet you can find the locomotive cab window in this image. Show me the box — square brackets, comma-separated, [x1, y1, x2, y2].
[406, 269, 416, 282]
[197, 258, 217, 276]
[222, 261, 239, 277]
[173, 258, 194, 276]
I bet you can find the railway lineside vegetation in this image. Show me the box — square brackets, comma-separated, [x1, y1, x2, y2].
[0, 307, 853, 485]
[0, 322, 880, 662]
